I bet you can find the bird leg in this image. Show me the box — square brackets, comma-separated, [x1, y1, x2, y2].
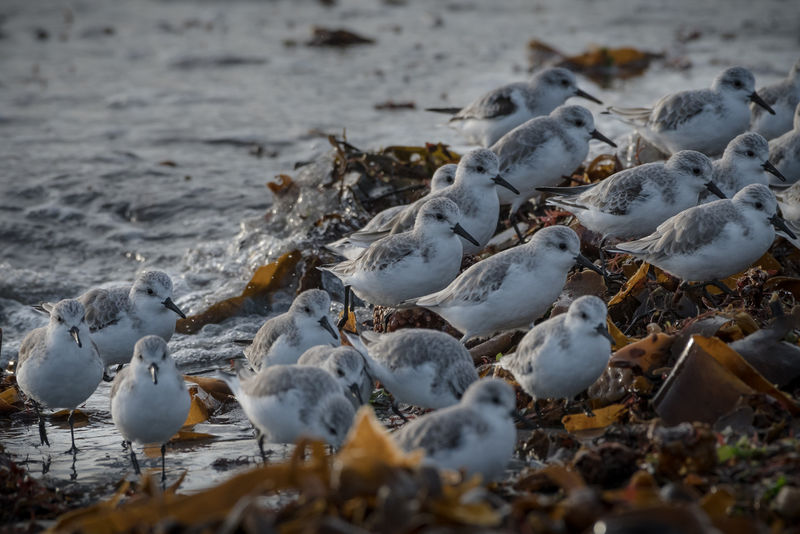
[65, 410, 79, 455]
[391, 401, 409, 423]
[257, 432, 268, 463]
[160, 444, 167, 485]
[127, 441, 141, 475]
[33, 401, 49, 447]
[338, 285, 352, 329]
[510, 212, 526, 244]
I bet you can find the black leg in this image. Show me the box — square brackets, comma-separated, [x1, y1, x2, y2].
[128, 441, 141, 475]
[161, 444, 167, 485]
[338, 285, 351, 329]
[115, 364, 124, 373]
[257, 432, 267, 463]
[510, 212, 526, 244]
[33, 402, 49, 447]
[66, 410, 79, 454]
[582, 402, 595, 417]
[102, 371, 113, 382]
[391, 401, 409, 423]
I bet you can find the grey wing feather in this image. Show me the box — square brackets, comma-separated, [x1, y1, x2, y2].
[613, 201, 737, 258]
[332, 233, 417, 275]
[16, 328, 45, 368]
[110, 365, 132, 399]
[397, 409, 488, 455]
[752, 80, 791, 119]
[416, 255, 513, 308]
[242, 365, 340, 398]
[451, 85, 520, 121]
[492, 120, 554, 171]
[577, 170, 652, 215]
[648, 90, 715, 132]
[79, 287, 130, 332]
[245, 314, 293, 364]
[504, 317, 565, 375]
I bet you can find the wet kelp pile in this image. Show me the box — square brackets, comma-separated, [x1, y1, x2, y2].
[5, 137, 800, 533]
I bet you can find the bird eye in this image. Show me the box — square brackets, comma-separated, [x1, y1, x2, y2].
[575, 120, 584, 127]
[337, 369, 345, 377]
[138, 353, 143, 360]
[303, 306, 311, 314]
[56, 315, 63, 323]
[755, 202, 764, 209]
[734, 81, 742, 88]
[162, 352, 167, 360]
[436, 213, 444, 221]
[327, 426, 337, 436]
[491, 396, 500, 404]
[558, 243, 567, 250]
[692, 168, 700, 175]
[561, 80, 569, 87]
[147, 288, 154, 295]
[580, 312, 588, 320]
[746, 150, 755, 157]
[476, 165, 485, 173]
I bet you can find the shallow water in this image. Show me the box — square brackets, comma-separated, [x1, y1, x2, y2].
[1, 0, 798, 498]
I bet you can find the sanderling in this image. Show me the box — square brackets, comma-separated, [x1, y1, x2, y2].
[408, 225, 603, 342]
[297, 345, 373, 408]
[539, 150, 722, 239]
[699, 133, 786, 202]
[500, 296, 611, 408]
[427, 67, 602, 147]
[346, 328, 478, 416]
[491, 105, 617, 224]
[320, 198, 479, 309]
[609, 184, 795, 284]
[751, 58, 800, 140]
[244, 289, 339, 370]
[346, 149, 518, 256]
[110, 336, 190, 482]
[39, 271, 186, 369]
[326, 164, 457, 260]
[769, 102, 800, 184]
[394, 378, 516, 481]
[16, 299, 104, 453]
[223, 364, 355, 459]
[608, 66, 775, 156]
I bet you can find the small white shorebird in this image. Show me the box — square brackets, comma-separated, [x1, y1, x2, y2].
[769, 102, 800, 184]
[16, 299, 104, 453]
[538, 151, 723, 239]
[345, 149, 519, 257]
[699, 133, 786, 202]
[297, 345, 373, 409]
[223, 364, 355, 460]
[37, 271, 186, 370]
[407, 225, 604, 343]
[609, 184, 795, 287]
[491, 105, 616, 238]
[426, 67, 603, 147]
[751, 58, 800, 140]
[244, 289, 339, 370]
[608, 66, 775, 157]
[320, 198, 479, 312]
[394, 379, 517, 482]
[110, 336, 190, 482]
[346, 328, 478, 417]
[500, 296, 611, 411]
[326, 164, 457, 260]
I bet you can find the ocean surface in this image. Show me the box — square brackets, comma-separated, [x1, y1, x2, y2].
[1, 0, 797, 496]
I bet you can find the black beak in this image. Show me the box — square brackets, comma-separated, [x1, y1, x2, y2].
[69, 326, 82, 348]
[348, 383, 363, 404]
[162, 297, 186, 319]
[763, 160, 787, 182]
[452, 223, 481, 247]
[750, 92, 776, 115]
[597, 323, 614, 343]
[149, 362, 159, 385]
[319, 316, 339, 339]
[590, 129, 617, 148]
[575, 87, 603, 105]
[492, 174, 520, 194]
[575, 253, 605, 276]
[705, 181, 727, 199]
[771, 214, 797, 239]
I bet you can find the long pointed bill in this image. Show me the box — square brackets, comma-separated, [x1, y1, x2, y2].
[771, 214, 797, 239]
[705, 181, 727, 199]
[149, 363, 159, 385]
[319, 316, 338, 339]
[492, 175, 520, 195]
[575, 88, 603, 105]
[590, 129, 617, 148]
[597, 323, 614, 343]
[763, 160, 787, 182]
[349, 383, 363, 404]
[162, 297, 186, 319]
[575, 253, 605, 276]
[452, 223, 481, 247]
[69, 326, 82, 348]
[750, 91, 775, 115]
